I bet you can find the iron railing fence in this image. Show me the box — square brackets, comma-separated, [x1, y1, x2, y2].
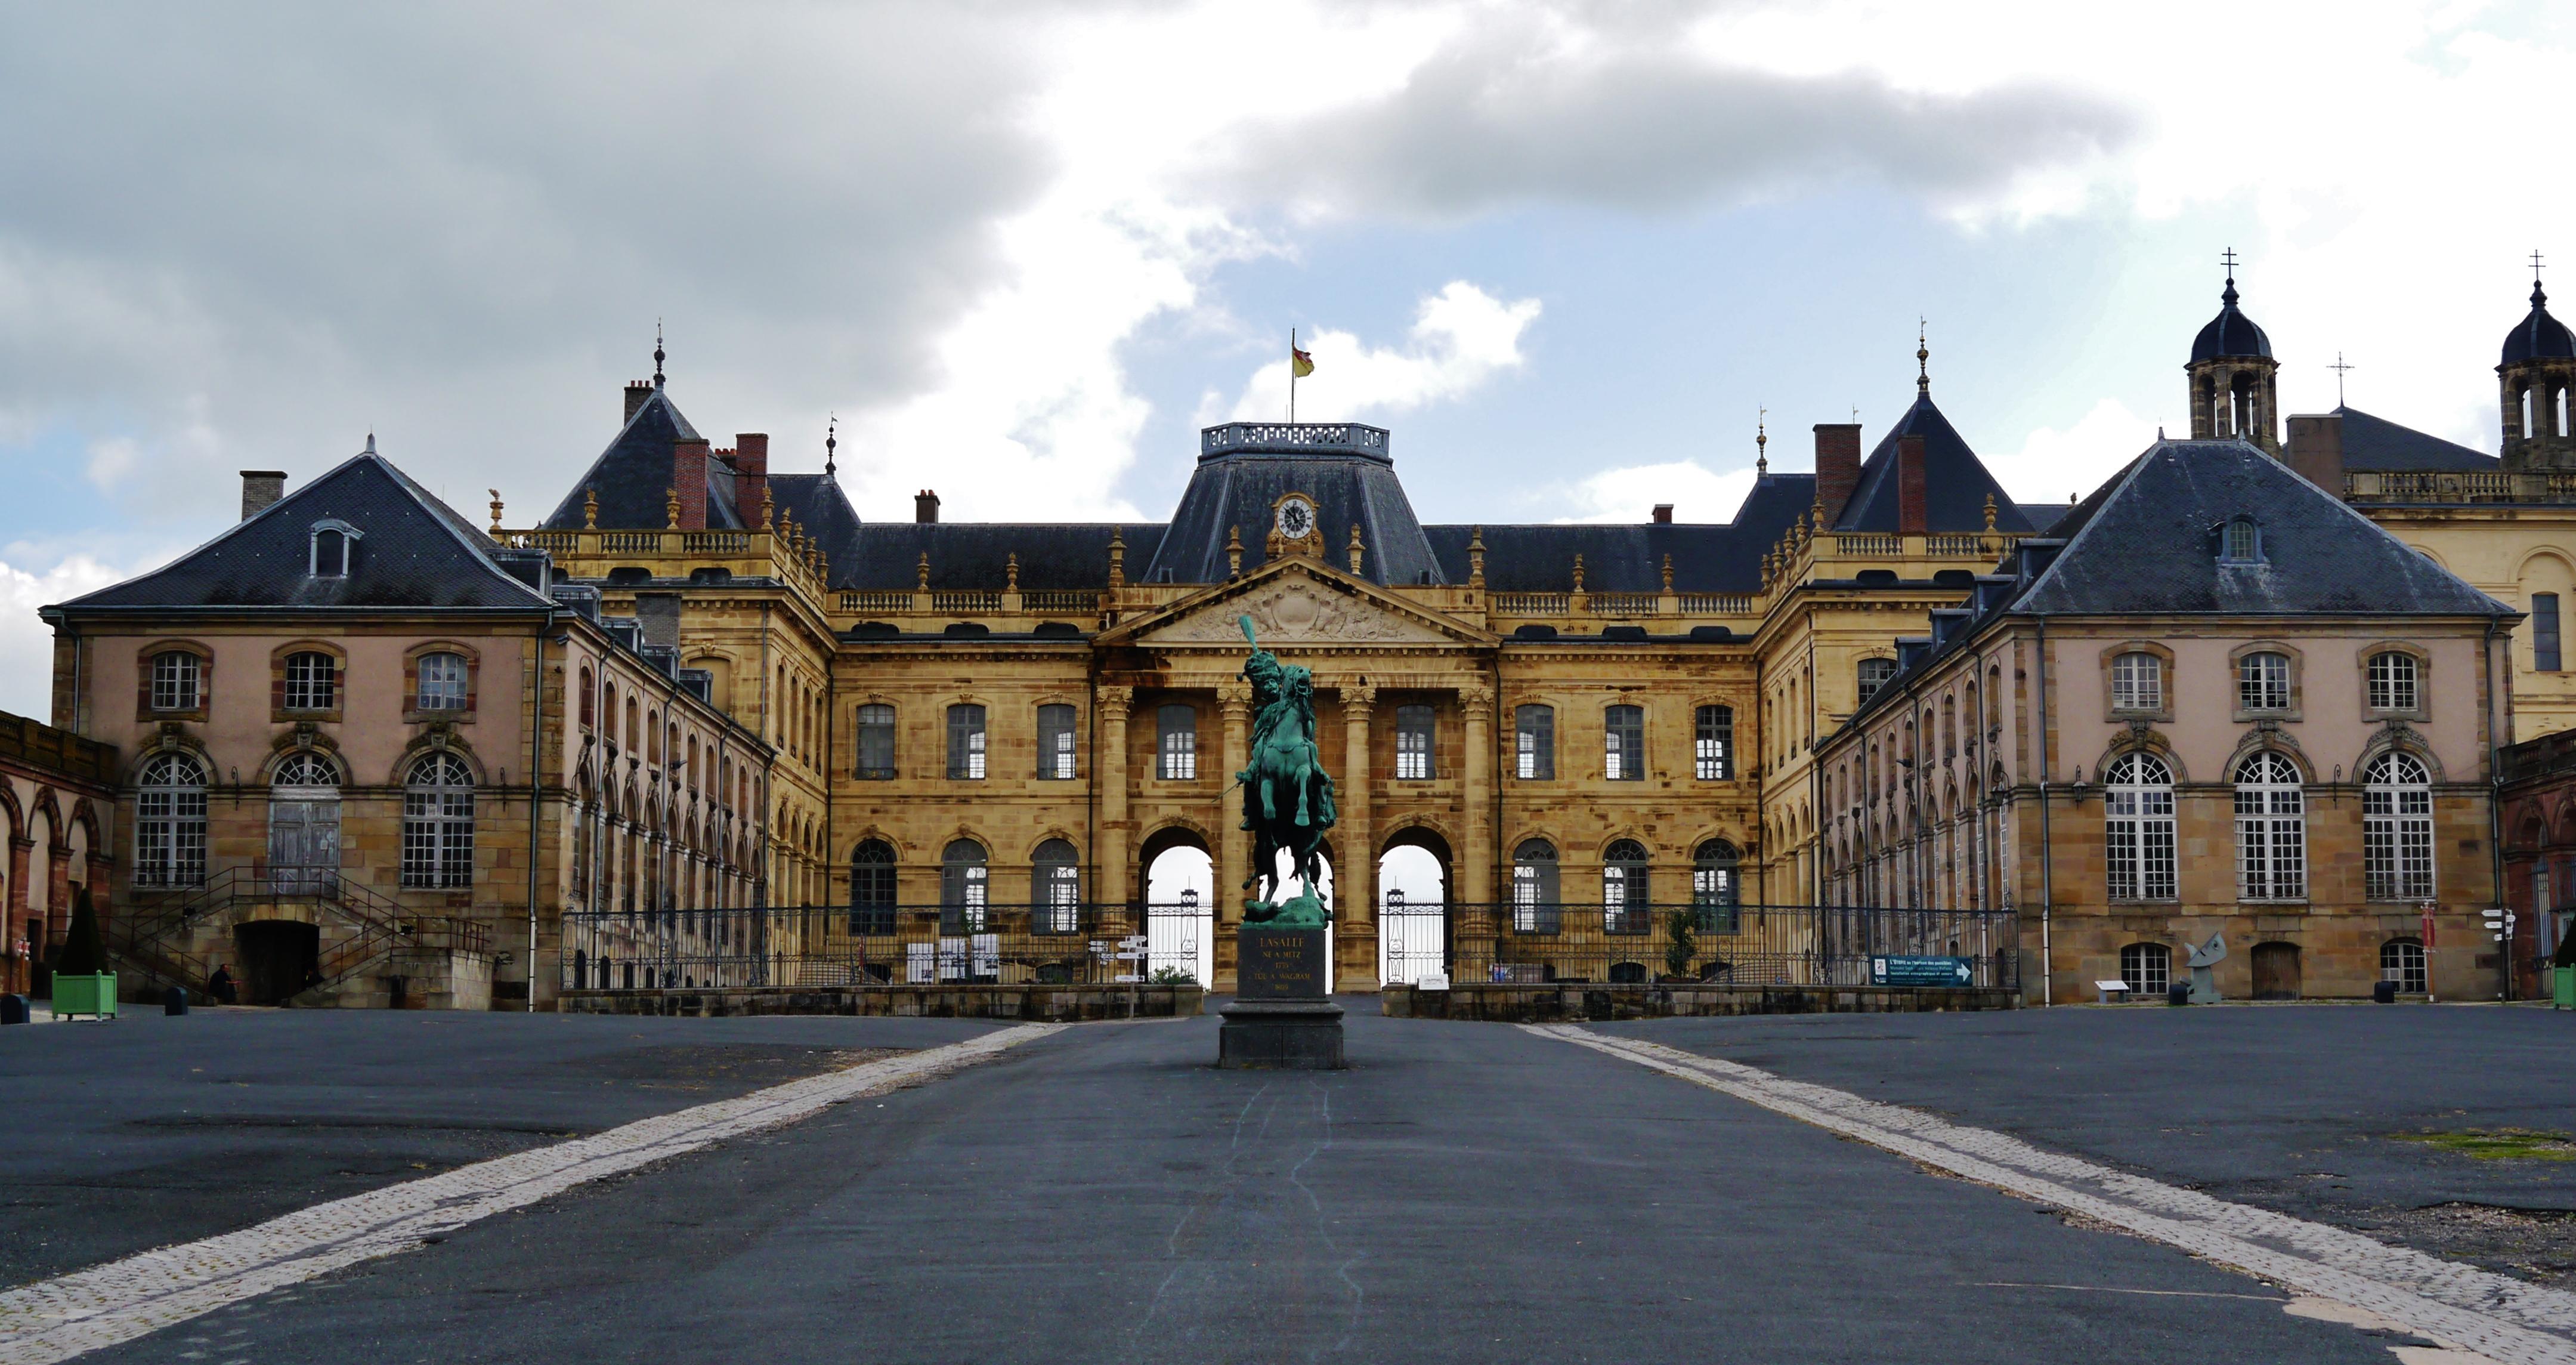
[1380, 902, 2020, 991]
[559, 902, 1208, 993]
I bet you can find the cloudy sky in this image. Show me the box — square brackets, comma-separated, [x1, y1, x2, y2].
[4, 0, 2572, 715]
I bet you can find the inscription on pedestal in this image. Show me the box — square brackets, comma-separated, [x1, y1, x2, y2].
[1237, 927, 1328, 999]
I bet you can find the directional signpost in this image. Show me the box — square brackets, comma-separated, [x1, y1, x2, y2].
[1869, 955, 1974, 988]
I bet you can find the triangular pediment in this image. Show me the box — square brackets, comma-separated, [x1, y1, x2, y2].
[1105, 560, 1492, 648]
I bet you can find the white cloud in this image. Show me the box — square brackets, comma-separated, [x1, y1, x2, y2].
[0, 554, 132, 718]
[1545, 459, 1758, 525]
[1988, 397, 2161, 509]
[1220, 282, 1542, 423]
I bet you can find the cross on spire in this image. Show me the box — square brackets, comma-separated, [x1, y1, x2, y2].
[825, 412, 839, 479]
[1915, 317, 1929, 394]
[2221, 246, 2239, 276]
[2328, 352, 2355, 407]
[1755, 406, 1768, 476]
[2534, 249, 2548, 283]
[652, 320, 666, 388]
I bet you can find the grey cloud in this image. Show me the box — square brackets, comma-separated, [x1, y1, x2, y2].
[1216, 31, 2138, 219]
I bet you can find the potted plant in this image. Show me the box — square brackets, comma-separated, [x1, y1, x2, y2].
[2555, 928, 2575, 1010]
[1662, 906, 1698, 984]
[48, 889, 115, 1021]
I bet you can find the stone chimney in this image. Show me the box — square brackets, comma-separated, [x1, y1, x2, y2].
[624, 381, 655, 424]
[240, 471, 287, 521]
[1651, 504, 1674, 525]
[1897, 435, 1928, 535]
[2284, 412, 2346, 493]
[1814, 424, 1862, 524]
[916, 490, 941, 524]
[732, 434, 768, 527]
[673, 437, 711, 530]
[635, 592, 683, 650]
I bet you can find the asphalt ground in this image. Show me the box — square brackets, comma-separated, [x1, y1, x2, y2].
[61, 1005, 2438, 1364]
[1607, 1002, 2576, 1286]
[0, 1008, 1000, 1289]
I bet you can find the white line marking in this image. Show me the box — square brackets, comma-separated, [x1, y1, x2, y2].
[0, 1024, 1061, 1364]
[1529, 1024, 2576, 1365]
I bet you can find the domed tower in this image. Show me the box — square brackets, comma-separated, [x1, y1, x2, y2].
[2498, 271, 2576, 470]
[2185, 256, 2280, 455]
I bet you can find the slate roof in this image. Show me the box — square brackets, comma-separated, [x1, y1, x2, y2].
[2502, 280, 2576, 365]
[836, 524, 1168, 593]
[2328, 405, 2497, 471]
[769, 474, 864, 576]
[1142, 429, 1445, 587]
[1835, 390, 2036, 534]
[2191, 276, 2272, 362]
[539, 384, 729, 532]
[58, 449, 553, 612]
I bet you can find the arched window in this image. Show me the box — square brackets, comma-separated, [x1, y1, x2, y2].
[1157, 703, 1198, 780]
[2119, 942, 2170, 996]
[940, 839, 989, 931]
[135, 753, 209, 888]
[1694, 705, 1733, 780]
[2105, 752, 2176, 901]
[2221, 516, 2262, 563]
[1693, 839, 1740, 932]
[947, 704, 988, 780]
[2234, 752, 2305, 901]
[401, 753, 476, 888]
[1941, 696, 1956, 757]
[274, 751, 339, 787]
[2237, 651, 2290, 712]
[1857, 657, 1897, 703]
[2363, 752, 2435, 900]
[579, 668, 595, 727]
[282, 651, 338, 712]
[1032, 838, 1080, 934]
[1511, 838, 1560, 933]
[309, 521, 361, 577]
[1603, 838, 1649, 933]
[1514, 705, 1554, 779]
[417, 652, 468, 711]
[2367, 651, 2420, 712]
[2381, 936, 2428, 994]
[849, 840, 896, 934]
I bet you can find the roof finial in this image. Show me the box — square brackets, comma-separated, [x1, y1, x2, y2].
[652, 320, 666, 389]
[364, 431, 376, 455]
[2533, 249, 2550, 309]
[824, 412, 838, 479]
[1916, 317, 1929, 394]
[2329, 351, 2355, 407]
[1755, 406, 1768, 477]
[2220, 247, 2240, 307]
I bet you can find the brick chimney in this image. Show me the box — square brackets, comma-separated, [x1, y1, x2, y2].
[240, 471, 287, 521]
[732, 434, 768, 526]
[624, 381, 655, 424]
[1897, 434, 1928, 535]
[2284, 412, 2345, 493]
[1814, 424, 1862, 524]
[673, 437, 711, 530]
[1651, 504, 1673, 525]
[916, 490, 941, 524]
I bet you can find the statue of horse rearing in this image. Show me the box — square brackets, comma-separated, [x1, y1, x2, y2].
[1236, 614, 1337, 928]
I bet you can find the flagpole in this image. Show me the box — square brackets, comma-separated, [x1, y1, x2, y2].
[1289, 327, 1298, 425]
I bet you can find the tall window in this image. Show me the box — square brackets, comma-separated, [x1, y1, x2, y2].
[2381, 937, 2428, 993]
[2234, 752, 2306, 901]
[2111, 652, 2162, 712]
[579, 668, 595, 727]
[401, 753, 475, 889]
[947, 704, 988, 779]
[135, 753, 209, 888]
[2119, 942, 2171, 996]
[150, 651, 202, 712]
[2105, 752, 2176, 901]
[1157, 703, 1198, 780]
[940, 839, 989, 932]
[1037, 704, 1078, 780]
[1032, 838, 1080, 934]
[2539, 594, 2564, 672]
[1857, 658, 1897, 703]
[849, 841, 896, 934]
[1511, 838, 1560, 933]
[2221, 516, 2262, 562]
[2237, 652, 2290, 712]
[855, 704, 896, 779]
[2362, 752, 2435, 900]
[1604, 704, 1645, 782]
[1395, 704, 1434, 780]
[2367, 652, 2419, 712]
[1693, 839, 1740, 932]
[1603, 839, 1649, 934]
[416, 652, 468, 711]
[1514, 705, 1554, 780]
[282, 651, 337, 712]
[1694, 706, 1734, 780]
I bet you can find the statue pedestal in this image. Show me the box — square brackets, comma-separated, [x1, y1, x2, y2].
[1219, 927, 1344, 1070]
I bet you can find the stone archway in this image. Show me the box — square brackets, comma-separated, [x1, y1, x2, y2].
[1379, 826, 1454, 986]
[1141, 826, 1215, 987]
[234, 918, 319, 1005]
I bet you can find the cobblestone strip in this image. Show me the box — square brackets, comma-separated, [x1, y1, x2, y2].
[1533, 1025, 2576, 1365]
[0, 1024, 1062, 1365]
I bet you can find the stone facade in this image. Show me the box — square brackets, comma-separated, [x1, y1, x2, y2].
[0, 709, 115, 998]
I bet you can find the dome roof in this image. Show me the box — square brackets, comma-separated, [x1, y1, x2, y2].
[2190, 277, 2272, 362]
[2501, 280, 2576, 365]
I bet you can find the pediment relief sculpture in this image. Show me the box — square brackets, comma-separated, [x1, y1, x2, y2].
[1143, 578, 1451, 646]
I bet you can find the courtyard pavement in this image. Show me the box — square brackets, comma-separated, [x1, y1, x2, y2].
[5, 1002, 2497, 1364]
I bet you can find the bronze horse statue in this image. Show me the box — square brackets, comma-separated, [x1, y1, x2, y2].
[1236, 615, 1336, 927]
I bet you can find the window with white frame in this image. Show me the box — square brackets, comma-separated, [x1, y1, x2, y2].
[1857, 657, 1897, 703]
[401, 753, 475, 889]
[283, 651, 337, 712]
[2105, 752, 2177, 900]
[1693, 839, 1740, 932]
[1157, 703, 1198, 780]
[2222, 516, 2262, 563]
[1514, 705, 1554, 779]
[855, 703, 896, 779]
[2233, 751, 2306, 901]
[2368, 651, 2420, 712]
[1395, 704, 1434, 779]
[947, 704, 988, 779]
[1032, 838, 1080, 933]
[1511, 838, 1560, 932]
[2380, 936, 2428, 993]
[1037, 703, 1077, 780]
[2237, 652, 2290, 712]
[940, 838, 988, 932]
[2362, 752, 2435, 900]
[2119, 942, 2171, 995]
[416, 652, 468, 711]
[150, 651, 202, 712]
[1602, 838, 1649, 933]
[1694, 705, 1734, 780]
[1604, 704, 1644, 781]
[135, 753, 208, 888]
[2111, 652, 2161, 712]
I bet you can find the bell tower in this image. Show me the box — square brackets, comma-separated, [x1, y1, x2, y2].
[2185, 251, 2280, 455]
[2498, 255, 2576, 471]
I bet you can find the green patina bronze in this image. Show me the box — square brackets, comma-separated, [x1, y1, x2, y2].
[1236, 614, 1337, 929]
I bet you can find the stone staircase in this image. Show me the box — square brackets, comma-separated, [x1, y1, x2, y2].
[110, 866, 494, 1008]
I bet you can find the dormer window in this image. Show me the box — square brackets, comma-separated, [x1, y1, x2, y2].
[2221, 516, 2262, 564]
[309, 520, 363, 577]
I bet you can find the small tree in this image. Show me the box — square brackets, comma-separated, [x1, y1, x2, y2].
[1663, 904, 1697, 982]
[2556, 921, 2576, 971]
[55, 887, 106, 977]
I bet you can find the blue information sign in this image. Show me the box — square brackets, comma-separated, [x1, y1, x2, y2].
[1869, 955, 1975, 987]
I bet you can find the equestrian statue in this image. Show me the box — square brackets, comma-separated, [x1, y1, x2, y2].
[1235, 614, 1337, 929]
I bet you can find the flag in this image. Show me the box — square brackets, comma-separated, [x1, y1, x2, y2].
[1291, 345, 1315, 378]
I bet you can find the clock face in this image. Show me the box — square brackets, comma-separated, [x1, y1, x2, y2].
[1276, 496, 1315, 541]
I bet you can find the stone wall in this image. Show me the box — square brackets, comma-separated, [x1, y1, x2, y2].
[1381, 982, 2018, 1021]
[560, 983, 1203, 1020]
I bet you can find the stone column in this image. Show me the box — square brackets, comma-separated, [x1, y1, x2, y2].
[1337, 682, 1376, 991]
[46, 843, 71, 944]
[1096, 685, 1133, 912]
[6, 838, 29, 994]
[1215, 682, 1253, 990]
[1461, 682, 1495, 906]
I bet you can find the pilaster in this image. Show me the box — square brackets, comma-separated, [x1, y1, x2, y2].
[1216, 682, 1253, 990]
[1097, 685, 1133, 907]
[1461, 682, 1495, 905]
[1338, 682, 1377, 990]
